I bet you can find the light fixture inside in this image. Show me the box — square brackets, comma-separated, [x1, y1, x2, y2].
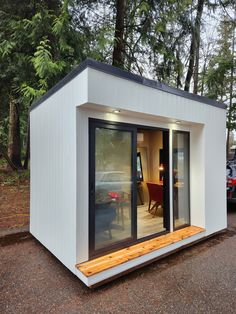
[113, 109, 121, 114]
[137, 133, 144, 142]
[175, 120, 181, 124]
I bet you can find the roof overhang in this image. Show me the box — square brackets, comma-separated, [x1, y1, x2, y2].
[30, 58, 226, 112]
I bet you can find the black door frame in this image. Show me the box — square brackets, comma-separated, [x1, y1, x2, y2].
[172, 130, 190, 231]
[89, 119, 137, 258]
[89, 118, 170, 258]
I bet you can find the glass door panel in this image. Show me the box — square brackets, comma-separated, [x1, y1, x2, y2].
[173, 131, 190, 229]
[92, 125, 134, 252]
[89, 119, 170, 257]
[136, 129, 169, 239]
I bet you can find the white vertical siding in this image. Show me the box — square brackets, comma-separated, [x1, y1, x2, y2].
[204, 110, 227, 234]
[190, 124, 205, 228]
[76, 109, 89, 263]
[30, 70, 88, 272]
[87, 68, 214, 124]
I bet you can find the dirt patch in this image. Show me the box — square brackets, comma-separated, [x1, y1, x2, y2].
[0, 231, 32, 247]
[0, 167, 30, 232]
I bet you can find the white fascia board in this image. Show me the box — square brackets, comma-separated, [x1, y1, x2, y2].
[86, 67, 225, 125]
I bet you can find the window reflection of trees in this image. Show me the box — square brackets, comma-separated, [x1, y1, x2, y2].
[95, 128, 131, 173]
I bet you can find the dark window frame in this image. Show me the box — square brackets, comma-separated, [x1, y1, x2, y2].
[89, 118, 170, 258]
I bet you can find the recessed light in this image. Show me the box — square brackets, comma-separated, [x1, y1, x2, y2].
[175, 120, 181, 124]
[113, 109, 121, 113]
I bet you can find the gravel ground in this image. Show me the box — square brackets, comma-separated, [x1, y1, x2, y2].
[1, 209, 236, 314]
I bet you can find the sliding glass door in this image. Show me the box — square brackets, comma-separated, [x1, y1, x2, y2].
[173, 131, 190, 229]
[89, 119, 170, 257]
[89, 120, 136, 256]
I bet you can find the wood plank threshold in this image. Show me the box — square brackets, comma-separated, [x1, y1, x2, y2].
[76, 226, 205, 277]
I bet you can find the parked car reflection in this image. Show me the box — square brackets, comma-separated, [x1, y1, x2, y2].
[96, 171, 131, 193]
[227, 162, 236, 203]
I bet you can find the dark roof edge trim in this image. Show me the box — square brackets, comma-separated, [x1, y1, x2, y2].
[30, 58, 226, 112]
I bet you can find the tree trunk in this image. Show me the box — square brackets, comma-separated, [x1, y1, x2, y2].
[176, 47, 182, 88]
[7, 97, 22, 169]
[0, 144, 18, 170]
[112, 0, 126, 69]
[184, 39, 195, 92]
[200, 59, 206, 96]
[185, 0, 204, 92]
[193, 0, 204, 94]
[23, 115, 30, 169]
[193, 35, 200, 94]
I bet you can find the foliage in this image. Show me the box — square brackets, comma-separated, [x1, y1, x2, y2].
[205, 17, 235, 130]
[0, 158, 30, 186]
[0, 0, 86, 157]
[0, 0, 235, 166]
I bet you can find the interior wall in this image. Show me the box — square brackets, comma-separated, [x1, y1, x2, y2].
[149, 131, 163, 182]
[137, 130, 163, 203]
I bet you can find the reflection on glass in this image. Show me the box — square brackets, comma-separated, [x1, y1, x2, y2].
[137, 152, 143, 181]
[173, 131, 190, 229]
[95, 127, 132, 250]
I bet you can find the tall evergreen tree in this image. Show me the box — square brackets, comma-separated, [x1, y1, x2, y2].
[205, 14, 235, 157]
[0, 0, 84, 168]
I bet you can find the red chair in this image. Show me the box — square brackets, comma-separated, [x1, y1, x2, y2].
[108, 191, 130, 229]
[146, 183, 163, 216]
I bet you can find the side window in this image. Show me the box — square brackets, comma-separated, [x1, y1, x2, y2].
[173, 131, 190, 229]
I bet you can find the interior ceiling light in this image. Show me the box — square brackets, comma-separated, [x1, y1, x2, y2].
[113, 109, 121, 113]
[137, 133, 144, 142]
[175, 120, 181, 124]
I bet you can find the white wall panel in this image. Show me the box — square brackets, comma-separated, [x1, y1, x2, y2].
[190, 124, 205, 228]
[86, 68, 221, 125]
[30, 70, 88, 272]
[204, 109, 227, 234]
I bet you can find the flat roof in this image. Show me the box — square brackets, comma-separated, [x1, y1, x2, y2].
[30, 58, 226, 111]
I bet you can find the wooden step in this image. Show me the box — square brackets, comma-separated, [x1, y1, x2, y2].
[76, 226, 205, 277]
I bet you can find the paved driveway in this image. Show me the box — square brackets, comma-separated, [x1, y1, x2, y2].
[1, 210, 236, 314]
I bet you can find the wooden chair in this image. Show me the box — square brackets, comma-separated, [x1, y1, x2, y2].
[146, 182, 163, 216]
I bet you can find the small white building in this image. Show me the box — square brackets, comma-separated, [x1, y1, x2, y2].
[30, 59, 226, 287]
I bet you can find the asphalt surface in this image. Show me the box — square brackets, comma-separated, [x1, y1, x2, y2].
[1, 209, 236, 314]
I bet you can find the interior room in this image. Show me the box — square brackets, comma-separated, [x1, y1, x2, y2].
[93, 126, 167, 251]
[137, 129, 166, 239]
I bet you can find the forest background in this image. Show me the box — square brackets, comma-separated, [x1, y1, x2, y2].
[0, 0, 235, 171]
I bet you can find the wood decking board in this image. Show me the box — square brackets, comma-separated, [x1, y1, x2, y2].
[76, 226, 205, 277]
